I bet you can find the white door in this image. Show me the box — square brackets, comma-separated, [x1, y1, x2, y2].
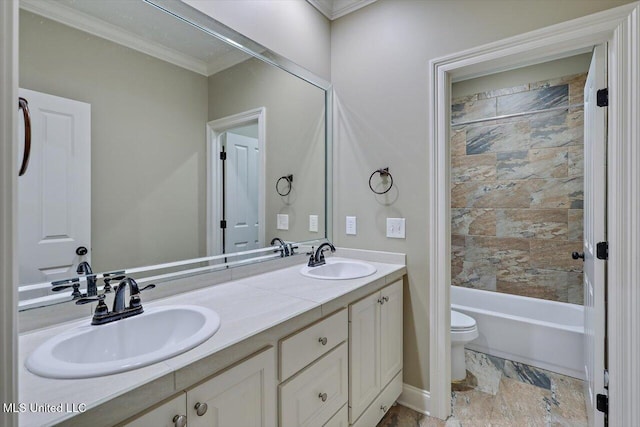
[18, 89, 91, 285]
[224, 131, 260, 253]
[583, 44, 607, 427]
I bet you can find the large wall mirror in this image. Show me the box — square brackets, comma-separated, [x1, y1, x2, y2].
[18, 0, 332, 309]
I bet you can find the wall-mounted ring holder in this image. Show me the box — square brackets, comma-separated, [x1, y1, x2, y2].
[276, 174, 293, 196]
[369, 167, 394, 195]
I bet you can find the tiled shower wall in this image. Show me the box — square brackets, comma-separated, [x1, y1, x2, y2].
[450, 74, 586, 305]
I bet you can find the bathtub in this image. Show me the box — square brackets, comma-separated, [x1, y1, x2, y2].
[451, 286, 585, 380]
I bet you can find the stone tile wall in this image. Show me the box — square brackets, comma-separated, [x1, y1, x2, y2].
[450, 74, 586, 304]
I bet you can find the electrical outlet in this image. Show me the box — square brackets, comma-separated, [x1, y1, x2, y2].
[386, 218, 406, 239]
[309, 215, 319, 232]
[346, 216, 357, 235]
[277, 214, 289, 230]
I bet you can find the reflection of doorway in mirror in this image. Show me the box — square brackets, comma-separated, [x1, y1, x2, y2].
[207, 107, 266, 257]
[17, 89, 91, 285]
[223, 126, 260, 254]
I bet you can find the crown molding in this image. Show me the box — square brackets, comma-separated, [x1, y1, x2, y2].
[307, 0, 378, 20]
[20, 0, 210, 76]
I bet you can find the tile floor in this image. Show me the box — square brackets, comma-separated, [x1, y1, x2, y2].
[377, 350, 587, 427]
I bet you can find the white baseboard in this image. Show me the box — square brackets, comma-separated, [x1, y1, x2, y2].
[397, 383, 431, 415]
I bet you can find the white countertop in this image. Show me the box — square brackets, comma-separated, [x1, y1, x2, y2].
[18, 256, 405, 426]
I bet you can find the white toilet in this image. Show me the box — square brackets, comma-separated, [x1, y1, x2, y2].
[451, 310, 478, 381]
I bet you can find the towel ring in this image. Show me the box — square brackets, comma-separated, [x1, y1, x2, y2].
[276, 174, 293, 196]
[369, 167, 393, 195]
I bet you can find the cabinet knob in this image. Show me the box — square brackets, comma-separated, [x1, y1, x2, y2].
[173, 414, 187, 427]
[383, 296, 389, 302]
[194, 402, 208, 416]
[381, 404, 388, 412]
[319, 392, 328, 402]
[318, 336, 328, 346]
[378, 298, 385, 305]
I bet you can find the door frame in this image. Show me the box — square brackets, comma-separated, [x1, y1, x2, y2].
[427, 2, 640, 423]
[0, 1, 18, 425]
[206, 107, 266, 256]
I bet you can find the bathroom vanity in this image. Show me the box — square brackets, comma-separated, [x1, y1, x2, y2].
[18, 251, 405, 427]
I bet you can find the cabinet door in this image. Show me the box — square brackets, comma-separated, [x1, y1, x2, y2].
[187, 347, 276, 427]
[120, 393, 186, 427]
[349, 291, 381, 422]
[380, 280, 403, 386]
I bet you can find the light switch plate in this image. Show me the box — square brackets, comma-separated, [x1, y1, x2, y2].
[277, 214, 289, 230]
[386, 218, 406, 239]
[346, 216, 357, 235]
[309, 215, 319, 232]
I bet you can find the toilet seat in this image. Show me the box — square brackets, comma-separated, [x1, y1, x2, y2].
[451, 310, 476, 332]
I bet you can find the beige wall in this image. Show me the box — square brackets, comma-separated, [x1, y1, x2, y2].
[330, 0, 634, 392]
[20, 10, 209, 273]
[208, 58, 326, 244]
[183, 0, 331, 81]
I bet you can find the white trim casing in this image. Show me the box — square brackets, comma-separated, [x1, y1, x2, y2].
[607, 6, 640, 426]
[398, 383, 431, 416]
[428, 2, 640, 422]
[206, 108, 266, 256]
[0, 0, 18, 425]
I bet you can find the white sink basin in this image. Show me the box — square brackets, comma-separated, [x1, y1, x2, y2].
[300, 258, 376, 280]
[26, 305, 221, 379]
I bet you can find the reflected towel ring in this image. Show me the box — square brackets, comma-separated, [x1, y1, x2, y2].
[369, 167, 393, 195]
[276, 174, 293, 196]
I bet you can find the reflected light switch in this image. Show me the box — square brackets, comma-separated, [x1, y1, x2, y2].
[309, 215, 319, 232]
[277, 214, 289, 230]
[346, 216, 357, 235]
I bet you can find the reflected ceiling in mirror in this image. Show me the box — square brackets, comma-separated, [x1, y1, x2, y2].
[18, 0, 331, 307]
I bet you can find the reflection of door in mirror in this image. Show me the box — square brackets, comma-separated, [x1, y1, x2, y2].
[207, 108, 266, 257]
[17, 88, 91, 285]
[223, 125, 261, 254]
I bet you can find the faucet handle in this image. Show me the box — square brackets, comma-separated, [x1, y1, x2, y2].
[75, 294, 109, 316]
[51, 278, 83, 299]
[129, 284, 155, 309]
[103, 274, 125, 293]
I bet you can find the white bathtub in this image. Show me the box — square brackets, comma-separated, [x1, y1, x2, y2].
[451, 286, 585, 379]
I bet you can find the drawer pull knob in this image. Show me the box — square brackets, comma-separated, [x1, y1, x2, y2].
[381, 405, 388, 412]
[173, 415, 187, 427]
[378, 298, 385, 305]
[383, 296, 389, 302]
[195, 402, 208, 416]
[318, 337, 328, 345]
[319, 392, 328, 402]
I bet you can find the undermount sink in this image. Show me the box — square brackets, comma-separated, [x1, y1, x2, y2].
[300, 257, 377, 280]
[26, 305, 221, 379]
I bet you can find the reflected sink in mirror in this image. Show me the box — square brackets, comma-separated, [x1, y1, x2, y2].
[300, 258, 377, 280]
[25, 305, 220, 379]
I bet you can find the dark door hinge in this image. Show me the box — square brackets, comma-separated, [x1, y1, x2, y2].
[597, 241, 609, 260]
[597, 88, 609, 107]
[596, 393, 608, 414]
[220, 220, 227, 229]
[220, 151, 227, 160]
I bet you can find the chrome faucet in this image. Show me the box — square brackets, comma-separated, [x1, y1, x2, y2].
[308, 242, 336, 267]
[76, 276, 155, 325]
[271, 237, 289, 257]
[76, 261, 97, 297]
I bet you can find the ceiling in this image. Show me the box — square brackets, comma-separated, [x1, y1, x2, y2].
[307, 0, 379, 20]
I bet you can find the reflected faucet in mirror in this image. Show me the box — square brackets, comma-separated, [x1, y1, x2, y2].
[76, 261, 97, 297]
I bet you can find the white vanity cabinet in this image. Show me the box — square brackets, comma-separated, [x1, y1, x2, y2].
[187, 347, 276, 427]
[120, 393, 187, 427]
[348, 279, 403, 425]
[279, 309, 349, 427]
[120, 347, 276, 427]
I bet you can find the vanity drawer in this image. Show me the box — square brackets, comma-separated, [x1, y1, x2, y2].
[280, 342, 348, 427]
[351, 370, 402, 427]
[280, 309, 347, 381]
